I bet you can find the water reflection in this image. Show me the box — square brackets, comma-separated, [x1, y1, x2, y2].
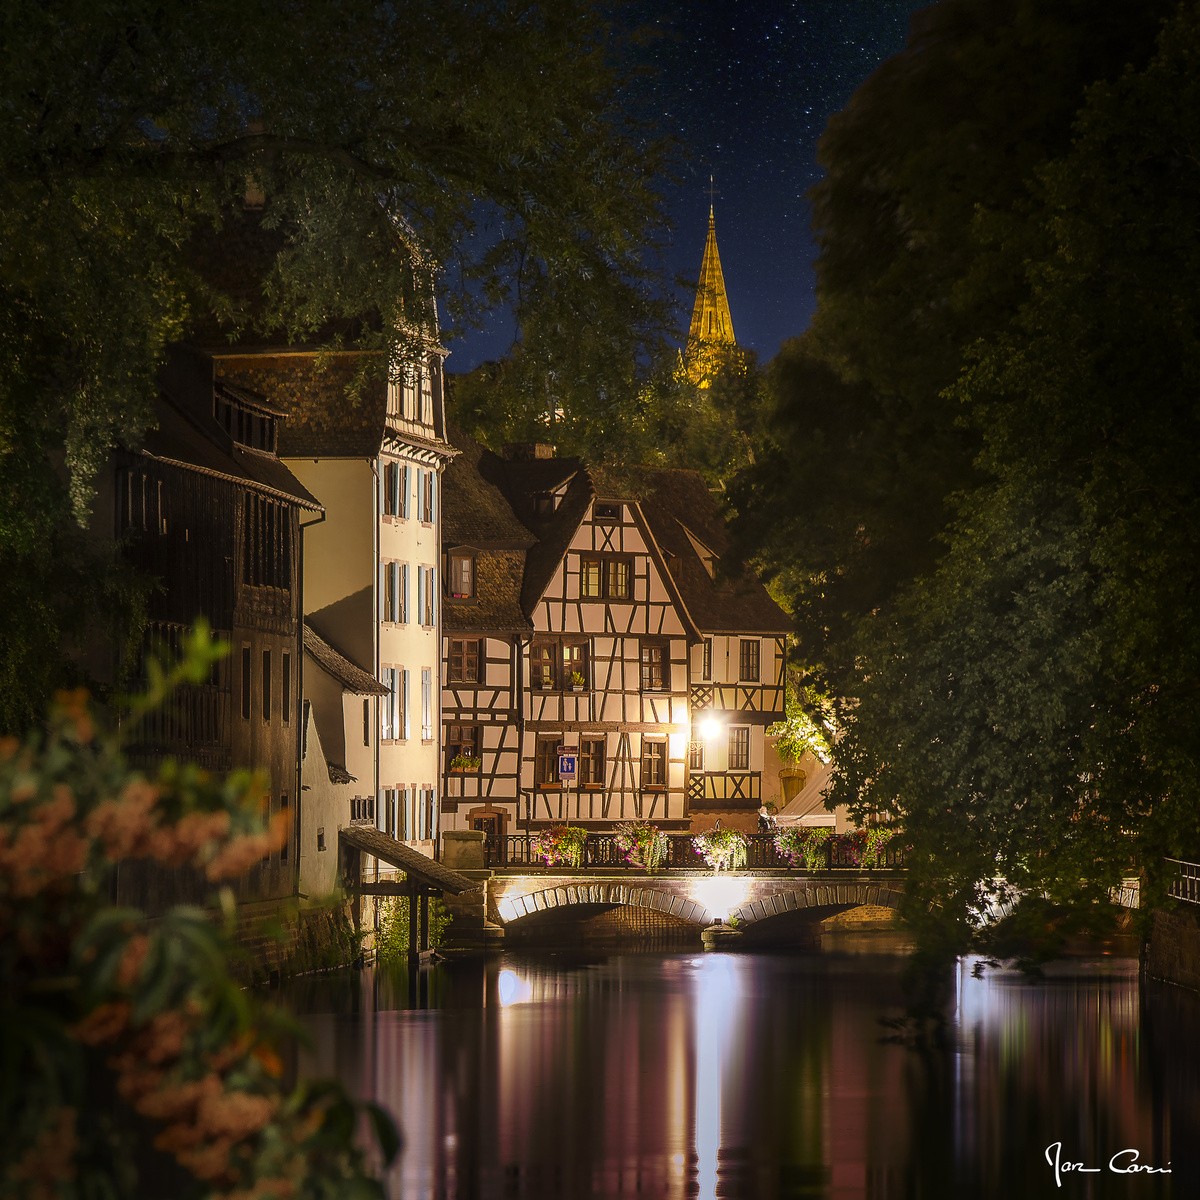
[283, 954, 1196, 1199]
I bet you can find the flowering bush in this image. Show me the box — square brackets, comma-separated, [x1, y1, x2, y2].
[859, 826, 898, 869]
[692, 827, 747, 872]
[530, 824, 589, 867]
[613, 821, 668, 870]
[0, 630, 395, 1199]
[775, 826, 833, 871]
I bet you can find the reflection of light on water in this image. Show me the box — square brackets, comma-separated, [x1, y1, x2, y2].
[693, 956, 741, 1200]
[497, 968, 533, 1007]
[692, 876, 750, 922]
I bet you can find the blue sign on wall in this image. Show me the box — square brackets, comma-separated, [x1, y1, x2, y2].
[558, 750, 578, 780]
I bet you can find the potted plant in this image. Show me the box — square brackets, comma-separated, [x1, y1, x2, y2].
[692, 826, 748, 872]
[774, 826, 833, 871]
[613, 820, 668, 870]
[530, 824, 589, 868]
[567, 670, 586, 691]
[448, 754, 482, 773]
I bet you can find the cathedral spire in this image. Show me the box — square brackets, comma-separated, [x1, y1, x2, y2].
[685, 201, 737, 386]
[688, 204, 736, 347]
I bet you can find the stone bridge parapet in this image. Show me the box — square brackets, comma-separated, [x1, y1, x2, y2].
[486, 871, 907, 929]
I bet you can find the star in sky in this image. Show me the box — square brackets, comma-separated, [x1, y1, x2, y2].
[630, 0, 925, 360]
[450, 0, 924, 369]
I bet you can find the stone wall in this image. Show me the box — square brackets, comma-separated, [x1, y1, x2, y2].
[1144, 904, 1200, 992]
[230, 896, 362, 985]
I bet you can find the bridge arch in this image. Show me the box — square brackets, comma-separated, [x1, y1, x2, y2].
[490, 876, 907, 928]
[495, 881, 711, 927]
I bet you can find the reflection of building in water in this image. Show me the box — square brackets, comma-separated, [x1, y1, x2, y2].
[289, 957, 1176, 1199]
[952, 959, 1155, 1191]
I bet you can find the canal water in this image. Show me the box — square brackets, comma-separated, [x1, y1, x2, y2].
[281, 953, 1199, 1199]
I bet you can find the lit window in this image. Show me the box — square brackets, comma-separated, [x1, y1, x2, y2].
[421, 668, 433, 740]
[579, 554, 632, 600]
[580, 557, 602, 598]
[562, 641, 588, 689]
[606, 559, 631, 600]
[532, 641, 558, 690]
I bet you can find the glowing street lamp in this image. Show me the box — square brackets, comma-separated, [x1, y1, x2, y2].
[698, 714, 723, 742]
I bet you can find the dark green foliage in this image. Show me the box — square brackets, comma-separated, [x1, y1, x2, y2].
[733, 0, 1200, 962]
[375, 896, 452, 962]
[1, 0, 671, 728]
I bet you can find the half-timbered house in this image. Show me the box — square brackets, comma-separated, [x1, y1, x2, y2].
[439, 437, 536, 851]
[439, 438, 790, 848]
[638, 470, 790, 826]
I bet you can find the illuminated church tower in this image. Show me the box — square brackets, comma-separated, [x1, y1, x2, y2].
[685, 203, 738, 387]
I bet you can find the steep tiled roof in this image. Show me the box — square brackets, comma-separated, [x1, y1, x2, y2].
[443, 432, 536, 549]
[510, 467, 594, 619]
[303, 623, 387, 695]
[638, 470, 790, 635]
[441, 430, 535, 633]
[217, 355, 389, 459]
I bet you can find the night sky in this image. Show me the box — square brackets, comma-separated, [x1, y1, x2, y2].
[449, 0, 927, 370]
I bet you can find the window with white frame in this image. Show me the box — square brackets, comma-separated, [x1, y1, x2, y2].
[382, 560, 408, 623]
[417, 469, 435, 523]
[448, 552, 474, 599]
[417, 565, 436, 625]
[642, 739, 667, 789]
[421, 668, 433, 740]
[728, 726, 750, 771]
[381, 667, 408, 741]
[739, 639, 761, 682]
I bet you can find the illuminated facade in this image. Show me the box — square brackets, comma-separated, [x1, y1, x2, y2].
[439, 439, 788, 853]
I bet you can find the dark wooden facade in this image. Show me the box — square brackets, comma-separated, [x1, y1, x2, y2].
[112, 370, 319, 907]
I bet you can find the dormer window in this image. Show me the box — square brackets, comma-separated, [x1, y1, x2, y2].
[533, 492, 557, 516]
[214, 385, 278, 454]
[448, 551, 475, 600]
[594, 502, 621, 523]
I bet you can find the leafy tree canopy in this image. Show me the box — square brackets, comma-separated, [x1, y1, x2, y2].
[730, 0, 1174, 693]
[733, 0, 1200, 963]
[0, 0, 672, 728]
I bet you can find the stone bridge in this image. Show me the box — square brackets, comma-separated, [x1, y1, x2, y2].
[470, 870, 907, 933]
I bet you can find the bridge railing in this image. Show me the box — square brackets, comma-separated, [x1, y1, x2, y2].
[1166, 858, 1200, 905]
[484, 832, 907, 871]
